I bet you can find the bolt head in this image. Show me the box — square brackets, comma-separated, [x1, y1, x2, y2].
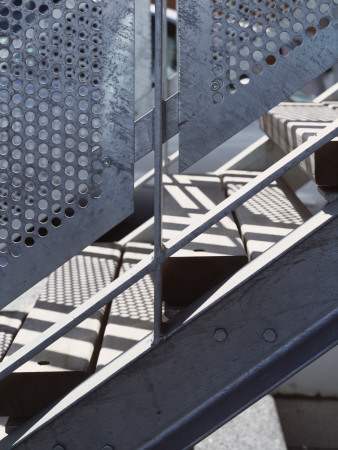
[263, 328, 277, 343]
[210, 81, 221, 91]
[102, 157, 111, 168]
[214, 328, 227, 342]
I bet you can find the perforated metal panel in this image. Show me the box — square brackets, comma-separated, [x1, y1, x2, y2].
[179, 0, 338, 171]
[0, 0, 135, 308]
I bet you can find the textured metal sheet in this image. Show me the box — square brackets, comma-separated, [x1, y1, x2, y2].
[179, 1, 338, 171]
[0, 0, 134, 308]
[135, 93, 178, 160]
[135, 0, 152, 105]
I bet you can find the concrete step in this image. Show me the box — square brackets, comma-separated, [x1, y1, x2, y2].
[195, 395, 287, 450]
[275, 397, 338, 450]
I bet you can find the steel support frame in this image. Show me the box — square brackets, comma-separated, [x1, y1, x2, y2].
[0, 0, 337, 445]
[153, 0, 166, 342]
[0, 121, 336, 385]
[2, 200, 338, 449]
[0, 121, 336, 450]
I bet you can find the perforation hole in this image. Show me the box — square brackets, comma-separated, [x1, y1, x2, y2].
[25, 237, 34, 247]
[266, 55, 276, 65]
[280, 45, 291, 56]
[38, 227, 48, 237]
[293, 35, 303, 46]
[65, 207, 74, 218]
[252, 64, 263, 74]
[51, 217, 61, 227]
[305, 26, 316, 36]
[239, 74, 250, 85]
[319, 17, 330, 28]
[306, 12, 316, 23]
[226, 83, 237, 94]
[239, 17, 249, 27]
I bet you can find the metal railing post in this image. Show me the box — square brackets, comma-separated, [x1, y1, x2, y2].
[153, 0, 166, 343]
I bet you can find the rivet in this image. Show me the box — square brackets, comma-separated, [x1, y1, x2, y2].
[101, 446, 114, 450]
[53, 445, 65, 450]
[209, 81, 220, 91]
[214, 328, 227, 342]
[263, 328, 277, 343]
[102, 157, 111, 168]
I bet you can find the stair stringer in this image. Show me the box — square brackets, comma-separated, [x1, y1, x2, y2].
[2, 201, 338, 450]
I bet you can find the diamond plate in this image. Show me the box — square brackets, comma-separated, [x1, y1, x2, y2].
[179, 0, 338, 171]
[0, 0, 134, 308]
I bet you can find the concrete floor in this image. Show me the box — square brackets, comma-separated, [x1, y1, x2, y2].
[192, 396, 338, 450]
[195, 396, 287, 450]
[275, 397, 338, 450]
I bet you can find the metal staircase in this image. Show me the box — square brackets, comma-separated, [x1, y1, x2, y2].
[0, 0, 337, 448]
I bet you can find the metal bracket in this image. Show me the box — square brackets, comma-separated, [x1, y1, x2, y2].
[135, 92, 179, 161]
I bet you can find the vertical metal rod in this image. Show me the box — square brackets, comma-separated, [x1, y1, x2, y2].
[162, 0, 169, 173]
[153, 0, 165, 343]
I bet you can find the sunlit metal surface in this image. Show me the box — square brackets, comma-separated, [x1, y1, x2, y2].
[179, 1, 338, 170]
[0, 0, 135, 307]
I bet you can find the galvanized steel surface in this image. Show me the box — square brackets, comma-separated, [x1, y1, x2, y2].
[179, 0, 338, 170]
[0, 1, 337, 446]
[135, 92, 179, 161]
[0, 120, 336, 387]
[0, 0, 135, 307]
[153, 0, 166, 342]
[3, 202, 338, 449]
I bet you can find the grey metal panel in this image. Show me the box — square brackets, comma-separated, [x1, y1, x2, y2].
[179, 1, 338, 171]
[135, 92, 178, 161]
[135, 0, 152, 105]
[3, 201, 338, 449]
[0, 0, 134, 308]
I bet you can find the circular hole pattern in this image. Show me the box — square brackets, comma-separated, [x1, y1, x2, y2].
[0, 0, 106, 267]
[210, 0, 331, 97]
